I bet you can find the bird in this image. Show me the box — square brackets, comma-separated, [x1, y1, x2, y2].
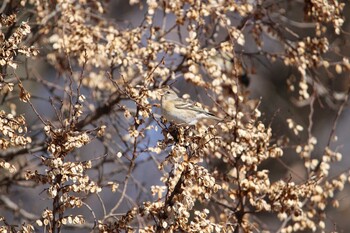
[160, 88, 221, 125]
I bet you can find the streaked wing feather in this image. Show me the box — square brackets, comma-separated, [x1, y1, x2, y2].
[174, 98, 214, 115]
[174, 101, 194, 109]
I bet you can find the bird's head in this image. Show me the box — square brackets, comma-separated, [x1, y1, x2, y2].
[160, 88, 179, 101]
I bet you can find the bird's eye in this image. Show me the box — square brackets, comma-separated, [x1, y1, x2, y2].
[166, 91, 171, 94]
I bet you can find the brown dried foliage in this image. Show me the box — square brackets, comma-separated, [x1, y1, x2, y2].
[0, 0, 350, 233]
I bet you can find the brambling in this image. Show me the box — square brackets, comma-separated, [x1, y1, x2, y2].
[160, 88, 221, 125]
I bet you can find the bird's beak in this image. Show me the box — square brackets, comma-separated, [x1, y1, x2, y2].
[157, 89, 167, 98]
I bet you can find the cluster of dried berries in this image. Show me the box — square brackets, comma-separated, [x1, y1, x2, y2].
[0, 14, 38, 69]
[0, 111, 31, 151]
[0, 11, 39, 233]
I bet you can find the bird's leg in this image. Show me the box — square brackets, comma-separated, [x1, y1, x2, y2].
[183, 124, 195, 135]
[167, 123, 180, 143]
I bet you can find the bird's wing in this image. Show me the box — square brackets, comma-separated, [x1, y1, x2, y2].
[174, 98, 215, 116]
